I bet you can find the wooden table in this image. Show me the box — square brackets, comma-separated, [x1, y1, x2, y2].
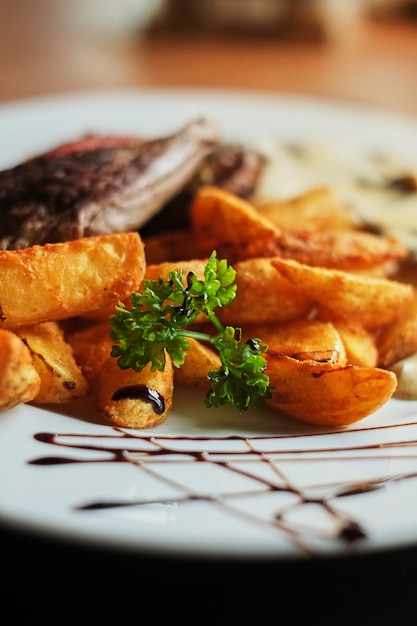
[0, 3, 416, 117]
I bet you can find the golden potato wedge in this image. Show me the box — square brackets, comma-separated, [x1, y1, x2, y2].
[144, 259, 207, 283]
[0, 232, 146, 330]
[224, 228, 407, 272]
[190, 185, 280, 246]
[271, 258, 416, 329]
[283, 228, 407, 272]
[15, 321, 90, 404]
[265, 354, 397, 426]
[78, 258, 213, 324]
[376, 295, 417, 368]
[83, 256, 313, 328]
[255, 187, 360, 232]
[144, 230, 213, 264]
[0, 328, 41, 410]
[241, 319, 346, 364]
[69, 322, 173, 428]
[330, 321, 378, 368]
[174, 337, 221, 389]
[218, 258, 313, 326]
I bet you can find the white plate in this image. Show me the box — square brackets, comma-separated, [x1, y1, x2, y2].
[2, 88, 417, 561]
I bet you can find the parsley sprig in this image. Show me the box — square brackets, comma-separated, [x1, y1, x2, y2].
[108, 251, 273, 412]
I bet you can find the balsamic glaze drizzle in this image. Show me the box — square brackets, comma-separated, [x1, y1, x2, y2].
[28, 418, 417, 555]
[111, 384, 165, 414]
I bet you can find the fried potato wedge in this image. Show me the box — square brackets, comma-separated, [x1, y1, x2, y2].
[376, 296, 417, 368]
[265, 355, 397, 426]
[255, 187, 360, 232]
[144, 230, 213, 264]
[15, 321, 90, 404]
[69, 322, 173, 428]
[0, 329, 41, 410]
[223, 228, 407, 272]
[0, 232, 146, 329]
[80, 259, 209, 323]
[241, 319, 347, 364]
[80, 255, 313, 329]
[144, 259, 207, 283]
[189, 186, 406, 272]
[218, 258, 313, 326]
[190, 185, 280, 246]
[174, 337, 221, 389]
[271, 258, 416, 329]
[144, 258, 311, 330]
[330, 321, 378, 368]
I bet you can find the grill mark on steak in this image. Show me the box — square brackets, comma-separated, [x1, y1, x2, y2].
[0, 118, 220, 249]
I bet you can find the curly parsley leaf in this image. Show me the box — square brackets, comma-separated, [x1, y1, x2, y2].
[108, 251, 273, 412]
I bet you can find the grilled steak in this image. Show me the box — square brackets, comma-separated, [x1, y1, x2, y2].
[140, 143, 266, 236]
[0, 118, 220, 249]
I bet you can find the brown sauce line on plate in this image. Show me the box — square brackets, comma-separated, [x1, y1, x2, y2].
[27, 418, 417, 555]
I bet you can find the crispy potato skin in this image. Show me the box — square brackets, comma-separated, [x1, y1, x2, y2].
[0, 329, 41, 409]
[190, 185, 407, 272]
[218, 258, 313, 326]
[174, 337, 221, 389]
[255, 187, 360, 232]
[330, 321, 378, 368]
[144, 257, 313, 327]
[376, 297, 417, 368]
[190, 184, 280, 245]
[69, 322, 173, 428]
[271, 257, 416, 330]
[144, 259, 207, 283]
[241, 319, 347, 364]
[0, 232, 145, 329]
[265, 355, 397, 427]
[144, 231, 214, 265]
[228, 229, 407, 271]
[15, 321, 90, 404]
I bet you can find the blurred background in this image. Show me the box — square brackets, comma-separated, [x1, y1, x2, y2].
[0, 0, 416, 114]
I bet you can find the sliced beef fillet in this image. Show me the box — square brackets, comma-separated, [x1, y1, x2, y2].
[0, 118, 220, 249]
[140, 142, 266, 236]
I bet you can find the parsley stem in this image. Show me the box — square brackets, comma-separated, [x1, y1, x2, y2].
[178, 329, 217, 344]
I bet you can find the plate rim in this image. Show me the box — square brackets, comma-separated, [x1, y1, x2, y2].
[1, 87, 417, 560]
